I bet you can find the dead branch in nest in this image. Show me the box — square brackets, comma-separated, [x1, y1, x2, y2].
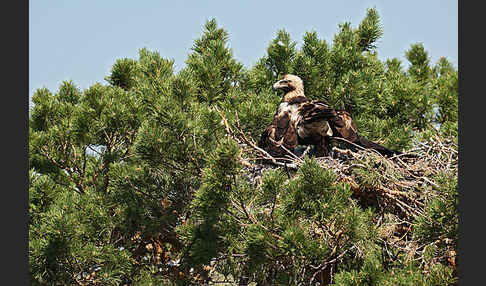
[218, 109, 299, 169]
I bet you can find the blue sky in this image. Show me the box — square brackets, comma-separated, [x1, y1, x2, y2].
[29, 1, 457, 106]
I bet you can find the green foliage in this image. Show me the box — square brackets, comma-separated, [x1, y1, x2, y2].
[334, 260, 456, 286]
[357, 8, 384, 52]
[406, 43, 432, 82]
[29, 175, 134, 285]
[180, 139, 241, 266]
[186, 18, 243, 105]
[292, 31, 330, 99]
[231, 90, 280, 139]
[29, 10, 458, 285]
[266, 30, 297, 77]
[413, 172, 458, 276]
[432, 57, 458, 125]
[105, 58, 138, 90]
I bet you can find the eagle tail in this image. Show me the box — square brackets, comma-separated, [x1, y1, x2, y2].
[356, 136, 401, 157]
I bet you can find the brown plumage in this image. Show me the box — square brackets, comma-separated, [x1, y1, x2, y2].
[258, 74, 400, 157]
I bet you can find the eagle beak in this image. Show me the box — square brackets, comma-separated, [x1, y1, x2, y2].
[273, 80, 283, 90]
[272, 82, 279, 90]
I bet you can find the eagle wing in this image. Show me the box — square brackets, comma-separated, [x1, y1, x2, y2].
[258, 99, 361, 157]
[298, 100, 359, 143]
[258, 110, 299, 157]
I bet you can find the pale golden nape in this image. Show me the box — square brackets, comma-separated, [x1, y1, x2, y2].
[281, 74, 304, 90]
[281, 74, 305, 102]
[272, 74, 306, 102]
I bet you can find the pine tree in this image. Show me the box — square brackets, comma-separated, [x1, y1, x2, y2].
[186, 19, 243, 105]
[29, 11, 458, 285]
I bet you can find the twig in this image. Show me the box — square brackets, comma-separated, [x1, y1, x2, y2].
[309, 246, 355, 284]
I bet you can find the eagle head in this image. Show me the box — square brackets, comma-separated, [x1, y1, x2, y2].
[272, 74, 304, 93]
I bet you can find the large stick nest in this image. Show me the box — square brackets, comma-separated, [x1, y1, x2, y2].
[219, 111, 458, 277]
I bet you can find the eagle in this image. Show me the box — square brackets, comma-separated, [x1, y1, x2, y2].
[258, 74, 400, 158]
